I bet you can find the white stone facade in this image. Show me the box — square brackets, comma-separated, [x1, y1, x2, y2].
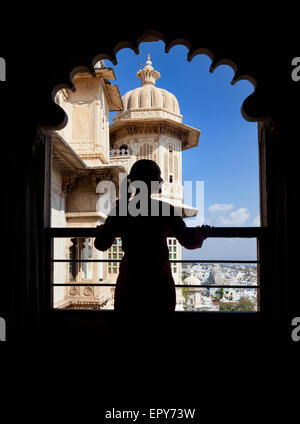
[51, 66, 123, 309]
[51, 56, 201, 308]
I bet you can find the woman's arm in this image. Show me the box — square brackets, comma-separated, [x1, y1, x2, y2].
[94, 215, 118, 251]
[168, 215, 211, 250]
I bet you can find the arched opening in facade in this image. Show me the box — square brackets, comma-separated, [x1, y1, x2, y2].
[47, 35, 265, 314]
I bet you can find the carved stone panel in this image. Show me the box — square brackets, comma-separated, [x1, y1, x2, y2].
[72, 103, 92, 139]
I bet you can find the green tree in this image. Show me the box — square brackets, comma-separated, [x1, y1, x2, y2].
[234, 296, 255, 311]
[219, 287, 224, 299]
[219, 302, 235, 311]
[219, 296, 255, 312]
[182, 286, 190, 302]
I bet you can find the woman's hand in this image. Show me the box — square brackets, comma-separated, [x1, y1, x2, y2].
[197, 225, 213, 240]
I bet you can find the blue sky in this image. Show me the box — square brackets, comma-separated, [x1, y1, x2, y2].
[107, 41, 259, 260]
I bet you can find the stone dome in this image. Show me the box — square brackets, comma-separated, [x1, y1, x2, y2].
[122, 86, 180, 115]
[113, 55, 181, 122]
[183, 269, 201, 286]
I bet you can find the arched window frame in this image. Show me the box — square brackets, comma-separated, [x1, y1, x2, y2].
[43, 37, 270, 318]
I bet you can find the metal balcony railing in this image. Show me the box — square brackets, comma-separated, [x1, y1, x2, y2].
[46, 226, 266, 311]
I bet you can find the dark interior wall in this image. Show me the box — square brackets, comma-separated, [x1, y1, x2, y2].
[0, 12, 298, 344]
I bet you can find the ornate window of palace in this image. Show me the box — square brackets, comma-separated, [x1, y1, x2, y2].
[68, 238, 93, 282]
[164, 142, 179, 184]
[137, 143, 157, 161]
[107, 238, 124, 275]
[46, 36, 266, 315]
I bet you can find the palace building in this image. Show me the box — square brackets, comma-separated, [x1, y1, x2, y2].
[51, 56, 201, 310]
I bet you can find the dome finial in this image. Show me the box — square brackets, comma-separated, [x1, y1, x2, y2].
[136, 54, 160, 86]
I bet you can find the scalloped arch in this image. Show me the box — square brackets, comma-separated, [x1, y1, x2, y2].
[114, 40, 140, 57]
[165, 38, 191, 53]
[69, 65, 96, 82]
[92, 52, 118, 67]
[45, 30, 267, 130]
[137, 30, 167, 45]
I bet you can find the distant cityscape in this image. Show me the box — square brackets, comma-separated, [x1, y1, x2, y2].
[98, 262, 258, 312]
[176, 263, 258, 312]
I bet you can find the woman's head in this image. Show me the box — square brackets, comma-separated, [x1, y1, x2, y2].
[127, 159, 163, 194]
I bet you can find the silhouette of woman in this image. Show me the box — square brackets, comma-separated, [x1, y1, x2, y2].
[94, 160, 211, 313]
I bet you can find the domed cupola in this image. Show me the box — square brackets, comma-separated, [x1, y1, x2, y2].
[109, 52, 202, 233]
[113, 55, 182, 123]
[183, 268, 201, 286]
[136, 54, 161, 86]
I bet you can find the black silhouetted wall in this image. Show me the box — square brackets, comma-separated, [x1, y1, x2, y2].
[0, 12, 298, 344]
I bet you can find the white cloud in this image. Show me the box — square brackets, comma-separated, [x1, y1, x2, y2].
[216, 208, 250, 226]
[208, 203, 234, 213]
[252, 214, 260, 226]
[185, 214, 206, 227]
